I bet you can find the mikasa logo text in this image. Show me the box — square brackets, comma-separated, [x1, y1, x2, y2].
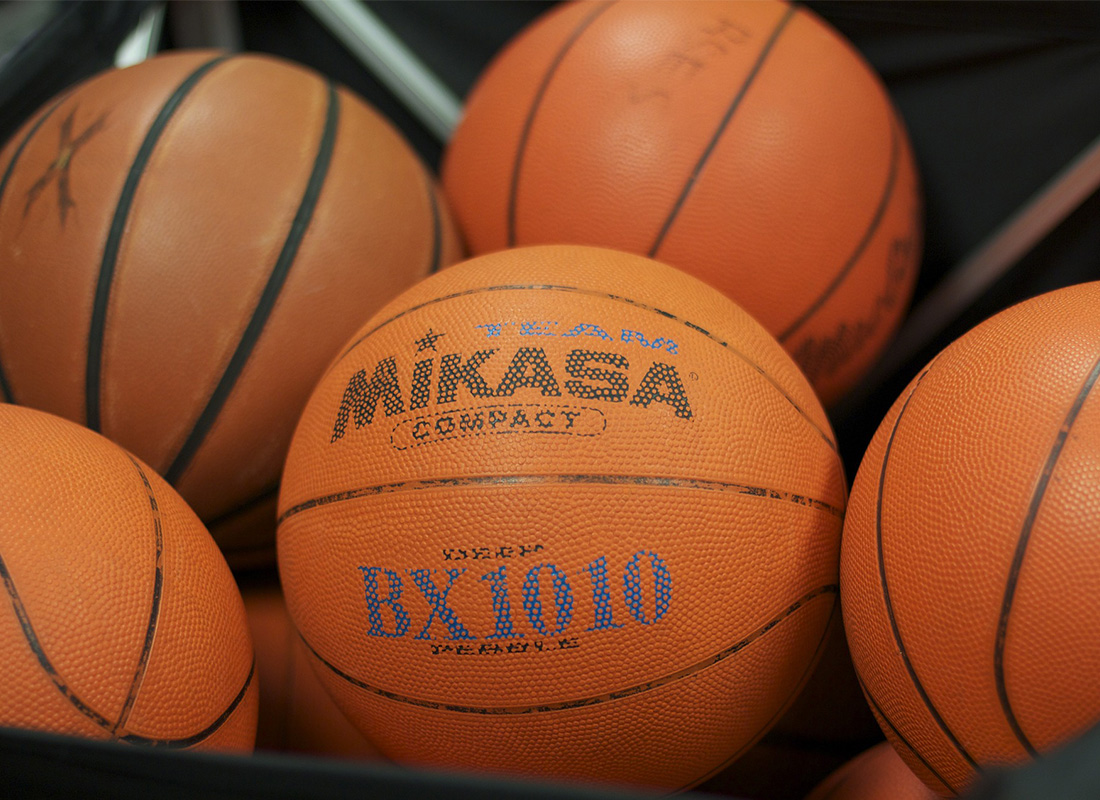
[330, 346, 694, 443]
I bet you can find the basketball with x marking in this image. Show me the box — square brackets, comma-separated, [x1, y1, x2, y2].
[841, 282, 1100, 795]
[443, 0, 922, 406]
[277, 245, 847, 789]
[0, 50, 460, 565]
[0, 404, 256, 749]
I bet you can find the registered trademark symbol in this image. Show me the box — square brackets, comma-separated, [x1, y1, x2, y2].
[689, 372, 699, 381]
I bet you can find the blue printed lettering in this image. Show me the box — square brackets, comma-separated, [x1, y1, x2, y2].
[522, 563, 574, 636]
[561, 323, 613, 340]
[358, 567, 410, 638]
[408, 568, 474, 640]
[623, 550, 672, 625]
[481, 564, 523, 639]
[583, 556, 624, 631]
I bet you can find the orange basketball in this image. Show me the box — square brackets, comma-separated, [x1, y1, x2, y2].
[277, 245, 846, 789]
[841, 282, 1100, 795]
[806, 743, 937, 800]
[0, 50, 460, 564]
[241, 574, 382, 760]
[697, 622, 882, 799]
[442, 0, 921, 406]
[0, 404, 257, 750]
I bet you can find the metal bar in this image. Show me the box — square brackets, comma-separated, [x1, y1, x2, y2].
[114, 3, 167, 68]
[837, 130, 1100, 415]
[301, 0, 461, 142]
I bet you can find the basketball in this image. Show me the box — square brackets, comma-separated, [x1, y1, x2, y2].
[277, 244, 846, 789]
[442, 0, 922, 406]
[841, 282, 1100, 794]
[0, 50, 461, 564]
[806, 743, 937, 800]
[241, 574, 382, 759]
[0, 404, 257, 749]
[696, 622, 881, 799]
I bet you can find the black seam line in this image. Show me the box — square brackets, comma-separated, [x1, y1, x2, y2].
[423, 168, 443, 274]
[112, 456, 165, 735]
[163, 81, 340, 486]
[117, 659, 255, 748]
[0, 541, 254, 747]
[205, 484, 280, 533]
[332, 283, 837, 451]
[0, 93, 70, 404]
[301, 583, 836, 715]
[85, 54, 231, 432]
[777, 115, 900, 343]
[647, 4, 796, 259]
[506, 1, 614, 247]
[277, 473, 844, 526]
[674, 597, 838, 792]
[877, 367, 981, 772]
[995, 351, 1100, 757]
[857, 674, 959, 796]
[0, 551, 116, 731]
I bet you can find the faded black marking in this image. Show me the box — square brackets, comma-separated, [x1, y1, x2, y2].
[22, 105, 108, 227]
[779, 115, 900, 342]
[648, 5, 797, 258]
[0, 93, 70, 403]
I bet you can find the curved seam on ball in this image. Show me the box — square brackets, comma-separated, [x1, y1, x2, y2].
[505, 1, 615, 247]
[296, 584, 836, 715]
[856, 674, 959, 796]
[673, 596, 839, 792]
[994, 351, 1100, 757]
[85, 54, 232, 433]
[777, 113, 900, 343]
[116, 659, 255, 747]
[0, 551, 118, 731]
[111, 455, 166, 736]
[0, 509, 253, 747]
[331, 283, 838, 451]
[876, 365, 981, 772]
[647, 3, 797, 259]
[163, 79, 340, 487]
[0, 92, 71, 404]
[276, 473, 844, 526]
